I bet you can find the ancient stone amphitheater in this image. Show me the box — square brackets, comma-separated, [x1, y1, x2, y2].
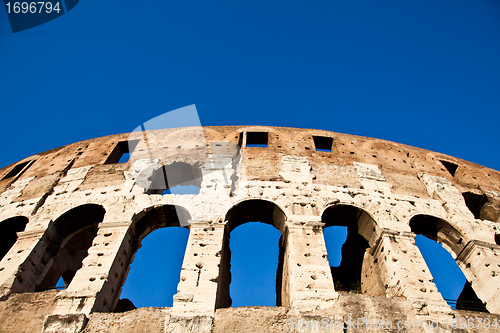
[0, 126, 499, 332]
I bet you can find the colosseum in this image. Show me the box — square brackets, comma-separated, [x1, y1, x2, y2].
[0, 126, 499, 332]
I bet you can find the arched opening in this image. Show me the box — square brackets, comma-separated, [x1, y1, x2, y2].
[216, 200, 286, 308]
[410, 215, 488, 312]
[116, 205, 190, 310]
[228, 222, 281, 306]
[321, 205, 371, 292]
[0, 216, 28, 261]
[35, 204, 105, 291]
[148, 162, 202, 195]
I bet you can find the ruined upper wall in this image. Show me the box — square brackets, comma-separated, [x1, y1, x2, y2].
[0, 126, 498, 218]
[2, 126, 500, 333]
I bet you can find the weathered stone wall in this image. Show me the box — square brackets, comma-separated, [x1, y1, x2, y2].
[0, 290, 59, 332]
[0, 126, 499, 332]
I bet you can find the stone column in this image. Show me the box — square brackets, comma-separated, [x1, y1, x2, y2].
[0, 230, 46, 296]
[169, 221, 225, 333]
[282, 222, 338, 311]
[456, 240, 500, 314]
[363, 230, 451, 315]
[42, 222, 133, 333]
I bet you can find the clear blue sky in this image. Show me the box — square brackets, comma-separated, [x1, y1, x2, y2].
[2, 0, 499, 308]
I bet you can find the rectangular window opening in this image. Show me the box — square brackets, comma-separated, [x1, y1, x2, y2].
[313, 136, 333, 152]
[440, 160, 458, 177]
[1, 160, 32, 180]
[246, 132, 268, 148]
[105, 140, 140, 164]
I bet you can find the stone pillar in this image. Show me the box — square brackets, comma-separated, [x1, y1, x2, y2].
[0, 230, 45, 296]
[456, 240, 500, 314]
[169, 221, 225, 333]
[42, 222, 133, 333]
[282, 222, 338, 311]
[363, 230, 451, 315]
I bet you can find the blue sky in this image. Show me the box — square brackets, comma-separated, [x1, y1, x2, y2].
[2, 1, 499, 308]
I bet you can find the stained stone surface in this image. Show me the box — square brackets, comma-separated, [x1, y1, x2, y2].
[0, 126, 498, 332]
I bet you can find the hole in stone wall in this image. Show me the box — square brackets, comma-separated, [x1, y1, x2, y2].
[414, 235, 487, 312]
[120, 227, 189, 308]
[440, 160, 458, 177]
[313, 136, 333, 152]
[0, 216, 28, 260]
[149, 162, 202, 195]
[323, 226, 348, 268]
[228, 222, 281, 307]
[104, 140, 140, 164]
[410, 215, 488, 312]
[217, 200, 286, 309]
[55, 270, 76, 290]
[115, 205, 191, 310]
[322, 205, 369, 292]
[55, 276, 65, 290]
[246, 132, 268, 148]
[462, 192, 488, 220]
[495, 234, 500, 246]
[1, 161, 32, 180]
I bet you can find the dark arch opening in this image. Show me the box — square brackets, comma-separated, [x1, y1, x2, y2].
[409, 215, 464, 256]
[0, 216, 28, 261]
[116, 205, 191, 310]
[224, 200, 286, 233]
[410, 215, 488, 312]
[216, 200, 286, 308]
[132, 205, 191, 242]
[35, 204, 105, 291]
[321, 205, 371, 292]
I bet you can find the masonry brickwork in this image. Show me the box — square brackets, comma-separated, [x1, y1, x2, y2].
[0, 126, 499, 332]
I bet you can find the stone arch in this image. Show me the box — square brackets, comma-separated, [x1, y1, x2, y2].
[0, 216, 28, 261]
[409, 214, 465, 259]
[321, 204, 379, 292]
[321, 202, 381, 247]
[112, 204, 192, 309]
[409, 214, 487, 312]
[224, 199, 287, 233]
[131, 204, 191, 242]
[35, 204, 105, 291]
[216, 199, 287, 308]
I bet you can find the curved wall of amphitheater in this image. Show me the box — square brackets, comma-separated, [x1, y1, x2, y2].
[1, 126, 500, 332]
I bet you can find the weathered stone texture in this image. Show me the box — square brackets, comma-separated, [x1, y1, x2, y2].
[0, 126, 499, 332]
[0, 290, 58, 332]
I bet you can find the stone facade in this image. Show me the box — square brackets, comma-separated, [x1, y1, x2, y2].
[0, 126, 499, 332]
